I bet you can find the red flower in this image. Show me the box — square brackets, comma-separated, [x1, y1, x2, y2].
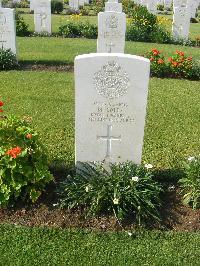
[150, 57, 154, 61]
[157, 59, 164, 64]
[171, 61, 179, 67]
[0, 109, 3, 113]
[168, 57, 172, 62]
[26, 133, 32, 139]
[0, 101, 4, 107]
[176, 51, 184, 56]
[6, 146, 22, 159]
[187, 57, 192, 61]
[151, 49, 160, 56]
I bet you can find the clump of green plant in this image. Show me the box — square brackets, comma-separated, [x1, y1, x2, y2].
[58, 162, 163, 226]
[0, 99, 53, 207]
[59, 20, 97, 38]
[16, 12, 30, 36]
[179, 156, 200, 209]
[157, 4, 164, 11]
[126, 5, 171, 43]
[51, 0, 64, 14]
[0, 49, 18, 70]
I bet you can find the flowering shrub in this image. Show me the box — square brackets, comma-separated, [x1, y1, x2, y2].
[126, 5, 171, 43]
[0, 48, 18, 71]
[16, 12, 30, 37]
[145, 49, 200, 80]
[0, 99, 53, 206]
[59, 21, 97, 39]
[57, 162, 162, 226]
[179, 156, 200, 209]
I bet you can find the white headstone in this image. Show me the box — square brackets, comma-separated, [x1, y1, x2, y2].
[97, 0, 126, 53]
[164, 0, 172, 9]
[172, 4, 190, 39]
[105, 0, 122, 12]
[30, 0, 35, 11]
[75, 53, 150, 164]
[69, 0, 79, 11]
[34, 0, 51, 34]
[146, 0, 157, 14]
[79, 0, 85, 6]
[0, 8, 17, 54]
[187, 0, 200, 18]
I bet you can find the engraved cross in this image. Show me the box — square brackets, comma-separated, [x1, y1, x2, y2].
[97, 125, 121, 159]
[0, 33, 6, 49]
[106, 42, 115, 53]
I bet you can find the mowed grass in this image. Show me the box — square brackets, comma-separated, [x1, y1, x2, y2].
[1, 71, 199, 170]
[0, 224, 200, 265]
[17, 37, 200, 64]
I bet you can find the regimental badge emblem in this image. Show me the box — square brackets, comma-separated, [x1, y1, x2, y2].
[106, 15, 118, 29]
[93, 61, 130, 99]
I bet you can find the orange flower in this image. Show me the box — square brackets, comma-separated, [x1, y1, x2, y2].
[150, 57, 154, 61]
[171, 61, 179, 67]
[0, 109, 3, 113]
[6, 146, 22, 159]
[168, 57, 172, 62]
[152, 48, 160, 56]
[187, 57, 192, 61]
[26, 133, 32, 139]
[157, 59, 164, 64]
[176, 51, 184, 56]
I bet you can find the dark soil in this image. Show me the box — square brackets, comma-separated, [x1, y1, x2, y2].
[19, 63, 74, 72]
[0, 183, 199, 232]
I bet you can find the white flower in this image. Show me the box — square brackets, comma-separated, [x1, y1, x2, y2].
[131, 176, 139, 182]
[85, 186, 89, 192]
[127, 232, 132, 236]
[145, 163, 153, 169]
[188, 156, 195, 162]
[113, 198, 119, 205]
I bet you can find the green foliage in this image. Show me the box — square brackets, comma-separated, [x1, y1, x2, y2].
[126, 5, 171, 43]
[0, 104, 53, 206]
[16, 12, 30, 37]
[179, 156, 200, 209]
[13, 0, 29, 8]
[59, 21, 97, 38]
[0, 49, 18, 71]
[145, 49, 200, 80]
[157, 4, 164, 11]
[51, 0, 64, 14]
[58, 162, 162, 225]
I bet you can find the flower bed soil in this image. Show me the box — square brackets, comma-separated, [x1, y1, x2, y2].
[0, 181, 199, 232]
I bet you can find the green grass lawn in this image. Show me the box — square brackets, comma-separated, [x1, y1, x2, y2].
[1, 71, 199, 171]
[0, 224, 200, 265]
[17, 37, 200, 65]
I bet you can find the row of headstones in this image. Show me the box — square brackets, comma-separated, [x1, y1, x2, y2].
[0, 0, 51, 56]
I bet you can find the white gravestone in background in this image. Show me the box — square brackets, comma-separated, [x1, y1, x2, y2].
[30, 0, 35, 11]
[172, 4, 190, 39]
[34, 0, 51, 34]
[97, 0, 126, 53]
[75, 53, 150, 164]
[69, 0, 79, 11]
[187, 0, 200, 18]
[164, 0, 172, 9]
[146, 0, 157, 14]
[0, 8, 16, 54]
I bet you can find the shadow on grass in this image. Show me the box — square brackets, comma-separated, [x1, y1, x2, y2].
[18, 60, 74, 72]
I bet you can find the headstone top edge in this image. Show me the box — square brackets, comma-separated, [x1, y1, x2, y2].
[75, 53, 150, 63]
